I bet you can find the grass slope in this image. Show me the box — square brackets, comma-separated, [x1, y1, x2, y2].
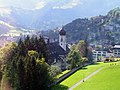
[75, 63, 120, 90]
[51, 62, 111, 90]
[57, 70, 70, 79]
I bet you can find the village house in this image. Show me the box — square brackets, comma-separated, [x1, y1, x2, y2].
[92, 50, 107, 62]
[92, 45, 120, 62]
[113, 45, 120, 57]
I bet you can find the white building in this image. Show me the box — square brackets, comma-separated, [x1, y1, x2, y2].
[113, 45, 120, 57]
[59, 28, 66, 51]
[93, 50, 107, 61]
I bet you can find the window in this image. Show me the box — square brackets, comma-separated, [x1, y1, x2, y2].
[98, 51, 101, 53]
[61, 38, 63, 42]
[98, 54, 101, 56]
[93, 54, 96, 56]
[102, 54, 106, 56]
[103, 52, 106, 54]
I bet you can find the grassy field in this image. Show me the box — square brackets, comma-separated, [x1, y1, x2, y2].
[57, 70, 70, 78]
[51, 62, 113, 90]
[74, 62, 120, 90]
[114, 58, 120, 61]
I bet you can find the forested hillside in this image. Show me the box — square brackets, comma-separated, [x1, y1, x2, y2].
[48, 7, 120, 45]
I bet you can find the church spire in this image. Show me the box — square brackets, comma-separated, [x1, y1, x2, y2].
[59, 27, 66, 51]
[59, 27, 66, 35]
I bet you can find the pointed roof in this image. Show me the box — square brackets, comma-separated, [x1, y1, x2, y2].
[59, 28, 66, 35]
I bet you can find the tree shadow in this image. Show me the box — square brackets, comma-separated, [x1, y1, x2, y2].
[50, 84, 69, 90]
[82, 67, 87, 69]
[91, 62, 101, 65]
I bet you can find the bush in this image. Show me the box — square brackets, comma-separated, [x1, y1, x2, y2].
[49, 65, 62, 79]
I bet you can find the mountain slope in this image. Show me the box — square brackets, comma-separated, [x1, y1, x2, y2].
[47, 7, 120, 45]
[0, 6, 87, 31]
[1, 6, 120, 46]
[64, 7, 120, 44]
[0, 20, 15, 35]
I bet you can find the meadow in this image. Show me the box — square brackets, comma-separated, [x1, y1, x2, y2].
[74, 62, 120, 90]
[51, 62, 119, 90]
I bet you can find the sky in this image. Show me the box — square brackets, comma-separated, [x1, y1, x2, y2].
[0, 0, 120, 16]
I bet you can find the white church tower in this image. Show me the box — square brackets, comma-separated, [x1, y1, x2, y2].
[59, 28, 66, 51]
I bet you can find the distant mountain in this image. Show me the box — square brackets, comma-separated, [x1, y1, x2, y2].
[1, 6, 120, 46]
[0, 20, 34, 37]
[0, 6, 83, 31]
[64, 7, 120, 45]
[0, 7, 34, 28]
[47, 7, 120, 45]
[0, 21, 11, 34]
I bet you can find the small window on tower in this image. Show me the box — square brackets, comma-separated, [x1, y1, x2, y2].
[61, 43, 62, 45]
[61, 38, 63, 42]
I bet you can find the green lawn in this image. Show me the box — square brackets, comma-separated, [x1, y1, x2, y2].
[57, 70, 70, 78]
[51, 62, 112, 90]
[74, 63, 120, 90]
[114, 58, 120, 61]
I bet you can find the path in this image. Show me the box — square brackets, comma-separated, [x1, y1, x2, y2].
[69, 67, 104, 90]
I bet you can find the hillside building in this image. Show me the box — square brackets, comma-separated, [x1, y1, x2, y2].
[113, 45, 120, 57]
[93, 50, 107, 61]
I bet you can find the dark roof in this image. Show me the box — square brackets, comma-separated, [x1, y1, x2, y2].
[59, 28, 66, 35]
[66, 45, 70, 54]
[47, 42, 69, 59]
[112, 45, 120, 49]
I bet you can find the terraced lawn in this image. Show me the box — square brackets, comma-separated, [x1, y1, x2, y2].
[51, 62, 113, 90]
[74, 63, 120, 90]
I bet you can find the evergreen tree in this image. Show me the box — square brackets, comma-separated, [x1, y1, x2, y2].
[1, 36, 53, 90]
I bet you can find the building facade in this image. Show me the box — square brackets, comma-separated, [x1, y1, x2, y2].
[93, 50, 107, 61]
[113, 45, 120, 57]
